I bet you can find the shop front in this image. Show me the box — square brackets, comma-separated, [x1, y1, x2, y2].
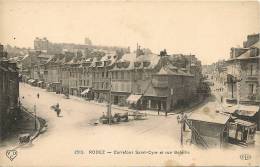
[70, 87, 78, 96]
[142, 96, 167, 111]
[126, 94, 143, 109]
[47, 82, 61, 93]
[229, 118, 257, 145]
[111, 92, 130, 106]
[37, 81, 45, 88]
[28, 79, 37, 86]
[80, 87, 94, 100]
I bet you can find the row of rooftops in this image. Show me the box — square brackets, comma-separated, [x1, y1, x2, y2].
[229, 33, 260, 61]
[0, 44, 18, 73]
[33, 51, 200, 76]
[0, 59, 18, 73]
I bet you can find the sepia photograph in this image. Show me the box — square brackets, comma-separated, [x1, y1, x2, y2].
[0, 0, 259, 166]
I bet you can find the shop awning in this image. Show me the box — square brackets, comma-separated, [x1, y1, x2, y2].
[126, 94, 142, 104]
[226, 105, 259, 117]
[81, 88, 90, 95]
[234, 119, 256, 127]
[37, 81, 43, 84]
[28, 79, 35, 83]
[225, 105, 259, 116]
[235, 105, 259, 117]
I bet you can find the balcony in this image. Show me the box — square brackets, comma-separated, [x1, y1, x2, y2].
[152, 79, 168, 88]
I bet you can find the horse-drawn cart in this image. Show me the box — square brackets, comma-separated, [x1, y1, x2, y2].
[50, 104, 61, 116]
[18, 133, 31, 144]
[99, 112, 129, 124]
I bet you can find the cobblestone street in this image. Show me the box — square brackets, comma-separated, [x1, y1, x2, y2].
[0, 83, 259, 166]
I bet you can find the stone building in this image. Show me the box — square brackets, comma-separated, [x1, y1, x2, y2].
[27, 44, 202, 112]
[65, 54, 82, 96]
[110, 52, 160, 107]
[0, 44, 20, 140]
[110, 50, 202, 112]
[90, 53, 117, 102]
[43, 54, 64, 92]
[226, 33, 260, 105]
[143, 54, 200, 112]
[78, 57, 93, 99]
[34, 37, 49, 51]
[33, 37, 128, 55]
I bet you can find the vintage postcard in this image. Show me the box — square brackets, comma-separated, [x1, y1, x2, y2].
[0, 0, 259, 166]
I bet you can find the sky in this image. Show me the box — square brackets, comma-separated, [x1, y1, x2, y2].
[0, 0, 259, 65]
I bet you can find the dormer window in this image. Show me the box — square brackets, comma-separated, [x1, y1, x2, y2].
[134, 62, 141, 67]
[143, 61, 151, 67]
[117, 62, 123, 68]
[122, 61, 130, 68]
[106, 60, 112, 66]
[250, 47, 259, 57]
[96, 62, 102, 66]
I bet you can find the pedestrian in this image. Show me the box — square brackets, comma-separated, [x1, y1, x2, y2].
[158, 101, 161, 115]
[55, 103, 61, 117]
[56, 108, 61, 117]
[37, 93, 40, 99]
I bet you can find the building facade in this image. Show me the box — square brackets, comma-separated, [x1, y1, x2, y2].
[0, 44, 20, 140]
[226, 33, 260, 105]
[27, 46, 203, 112]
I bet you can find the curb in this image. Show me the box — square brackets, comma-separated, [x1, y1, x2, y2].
[68, 94, 206, 117]
[20, 106, 41, 141]
[25, 83, 205, 117]
[11, 106, 42, 150]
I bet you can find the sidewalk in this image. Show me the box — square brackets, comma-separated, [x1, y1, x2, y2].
[22, 83, 205, 117]
[0, 106, 42, 150]
[65, 94, 205, 116]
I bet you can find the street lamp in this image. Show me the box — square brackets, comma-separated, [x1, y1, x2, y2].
[107, 68, 112, 125]
[34, 104, 37, 130]
[177, 111, 187, 146]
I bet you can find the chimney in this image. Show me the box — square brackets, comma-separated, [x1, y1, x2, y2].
[9, 62, 17, 71]
[0, 44, 3, 58]
[136, 43, 142, 57]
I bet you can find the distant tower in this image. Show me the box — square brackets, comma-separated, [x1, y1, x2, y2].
[34, 37, 49, 51]
[84, 37, 92, 45]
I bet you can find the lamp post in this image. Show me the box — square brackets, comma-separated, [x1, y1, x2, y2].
[107, 69, 112, 125]
[67, 68, 70, 98]
[235, 61, 241, 106]
[34, 104, 37, 130]
[177, 111, 187, 146]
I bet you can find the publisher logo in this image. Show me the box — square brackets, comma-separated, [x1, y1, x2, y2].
[240, 154, 251, 160]
[6, 150, 18, 161]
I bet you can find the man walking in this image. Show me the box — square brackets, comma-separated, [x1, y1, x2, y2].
[37, 93, 40, 99]
[157, 101, 161, 115]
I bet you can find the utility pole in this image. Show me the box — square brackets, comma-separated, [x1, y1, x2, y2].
[107, 67, 112, 125]
[235, 60, 241, 106]
[177, 111, 187, 147]
[68, 67, 70, 98]
[34, 104, 37, 130]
